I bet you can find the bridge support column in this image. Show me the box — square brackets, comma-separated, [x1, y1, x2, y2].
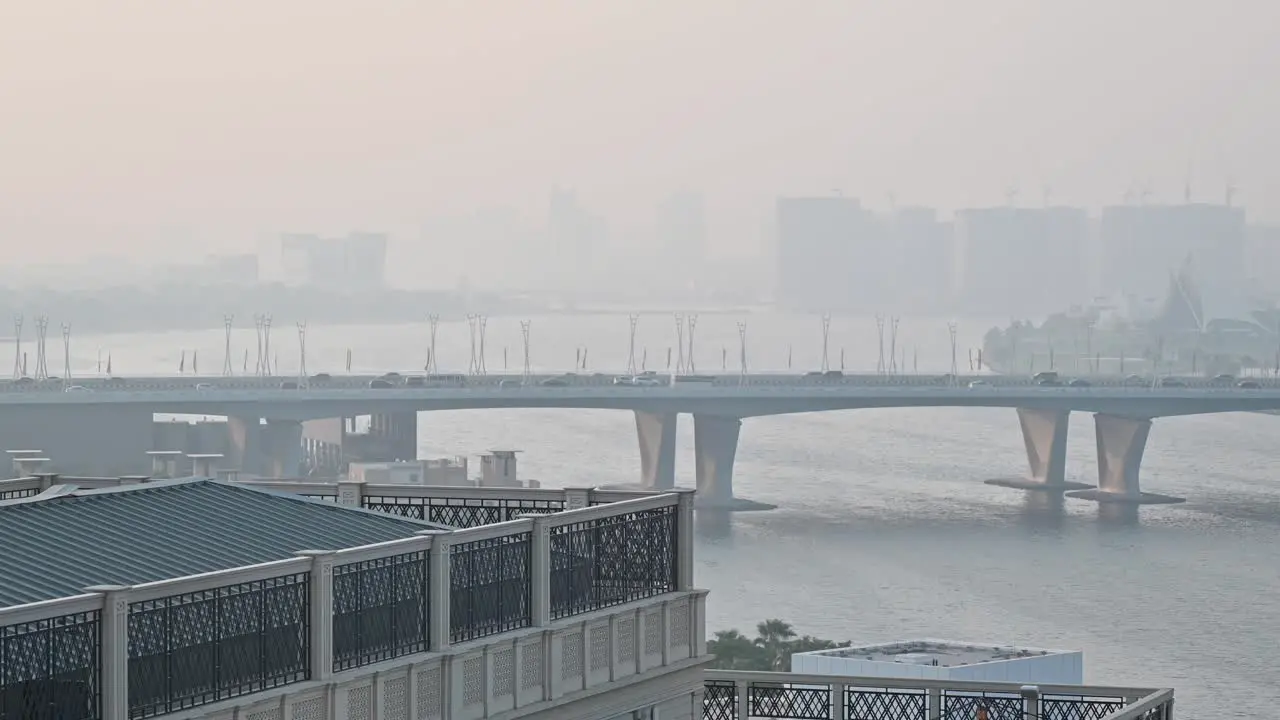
[264, 419, 305, 479]
[1068, 414, 1184, 504]
[986, 408, 1091, 492]
[369, 412, 419, 462]
[635, 411, 677, 490]
[693, 415, 774, 511]
[226, 416, 266, 476]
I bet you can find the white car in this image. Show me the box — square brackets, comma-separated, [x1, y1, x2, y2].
[196, 383, 215, 391]
[63, 385, 91, 393]
[968, 380, 990, 389]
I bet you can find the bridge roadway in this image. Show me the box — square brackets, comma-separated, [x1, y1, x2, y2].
[6, 371, 1278, 509]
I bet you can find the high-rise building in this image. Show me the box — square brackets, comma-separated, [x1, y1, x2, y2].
[1098, 203, 1245, 304]
[887, 206, 952, 312]
[1246, 223, 1280, 298]
[953, 206, 1088, 314]
[655, 192, 708, 294]
[278, 233, 388, 289]
[547, 189, 607, 294]
[775, 196, 882, 310]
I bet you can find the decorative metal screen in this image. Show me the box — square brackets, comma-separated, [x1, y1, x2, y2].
[332, 551, 429, 672]
[941, 691, 1023, 720]
[845, 688, 928, 720]
[548, 504, 677, 620]
[1041, 695, 1128, 720]
[363, 496, 564, 528]
[0, 609, 101, 720]
[703, 680, 738, 720]
[749, 682, 832, 719]
[126, 573, 310, 719]
[450, 533, 532, 643]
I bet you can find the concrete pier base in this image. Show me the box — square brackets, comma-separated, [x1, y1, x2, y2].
[986, 408, 1092, 492]
[1066, 413, 1184, 504]
[227, 416, 265, 475]
[692, 415, 773, 512]
[635, 411, 677, 490]
[264, 419, 305, 478]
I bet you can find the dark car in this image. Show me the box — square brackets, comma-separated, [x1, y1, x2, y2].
[541, 377, 569, 387]
[279, 380, 299, 390]
[369, 378, 394, 389]
[1237, 380, 1261, 389]
[309, 372, 332, 382]
[1158, 378, 1186, 388]
[1068, 378, 1091, 387]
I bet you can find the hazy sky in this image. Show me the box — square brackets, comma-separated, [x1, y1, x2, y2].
[2, 1, 1277, 265]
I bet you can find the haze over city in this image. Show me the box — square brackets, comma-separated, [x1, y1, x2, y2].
[2, 0, 1278, 297]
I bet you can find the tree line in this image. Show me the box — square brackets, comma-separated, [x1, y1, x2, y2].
[708, 619, 850, 671]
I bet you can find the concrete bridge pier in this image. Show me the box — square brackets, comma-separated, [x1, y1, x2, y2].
[369, 412, 418, 461]
[264, 419, 305, 478]
[693, 415, 774, 511]
[1068, 414, 1185, 504]
[987, 408, 1092, 492]
[635, 411, 677, 490]
[226, 416, 266, 475]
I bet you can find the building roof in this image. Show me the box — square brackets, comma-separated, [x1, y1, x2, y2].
[0, 478, 446, 608]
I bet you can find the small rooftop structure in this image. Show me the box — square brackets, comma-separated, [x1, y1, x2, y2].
[791, 639, 1083, 684]
[0, 477, 449, 607]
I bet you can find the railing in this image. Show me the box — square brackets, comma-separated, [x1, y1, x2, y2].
[701, 672, 1175, 720]
[235, 479, 659, 528]
[0, 490, 693, 720]
[0, 475, 134, 502]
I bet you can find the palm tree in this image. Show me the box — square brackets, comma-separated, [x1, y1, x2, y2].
[708, 629, 764, 670]
[753, 619, 797, 671]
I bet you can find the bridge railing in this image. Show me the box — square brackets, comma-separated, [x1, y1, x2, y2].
[0, 490, 695, 720]
[702, 670, 1174, 720]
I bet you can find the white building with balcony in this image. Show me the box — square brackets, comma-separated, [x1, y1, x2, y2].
[0, 473, 1178, 720]
[0, 478, 707, 720]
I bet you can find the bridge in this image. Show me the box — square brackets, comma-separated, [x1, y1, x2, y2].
[5, 370, 1280, 507]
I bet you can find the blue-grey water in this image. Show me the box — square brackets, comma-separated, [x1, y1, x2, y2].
[55, 313, 1280, 718]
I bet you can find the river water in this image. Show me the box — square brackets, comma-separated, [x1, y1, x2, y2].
[52, 313, 1280, 717]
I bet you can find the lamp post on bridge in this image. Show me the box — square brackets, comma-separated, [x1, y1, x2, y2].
[520, 320, 532, 382]
[426, 314, 439, 374]
[222, 315, 234, 376]
[626, 314, 639, 376]
[820, 314, 831, 373]
[686, 314, 698, 374]
[875, 315, 885, 374]
[61, 323, 71, 385]
[296, 322, 308, 385]
[11, 316, 21, 380]
[737, 322, 748, 385]
[948, 322, 958, 382]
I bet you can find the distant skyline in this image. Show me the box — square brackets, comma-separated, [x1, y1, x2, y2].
[3, 1, 1277, 272]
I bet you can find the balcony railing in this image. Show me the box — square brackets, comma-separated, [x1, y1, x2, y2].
[0, 490, 695, 720]
[0, 475, 661, 527]
[702, 671, 1175, 720]
[236, 478, 659, 528]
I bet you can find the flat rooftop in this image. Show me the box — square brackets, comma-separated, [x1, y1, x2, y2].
[0, 477, 449, 607]
[810, 640, 1069, 667]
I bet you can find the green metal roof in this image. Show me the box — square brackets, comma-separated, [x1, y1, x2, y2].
[0, 478, 445, 608]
